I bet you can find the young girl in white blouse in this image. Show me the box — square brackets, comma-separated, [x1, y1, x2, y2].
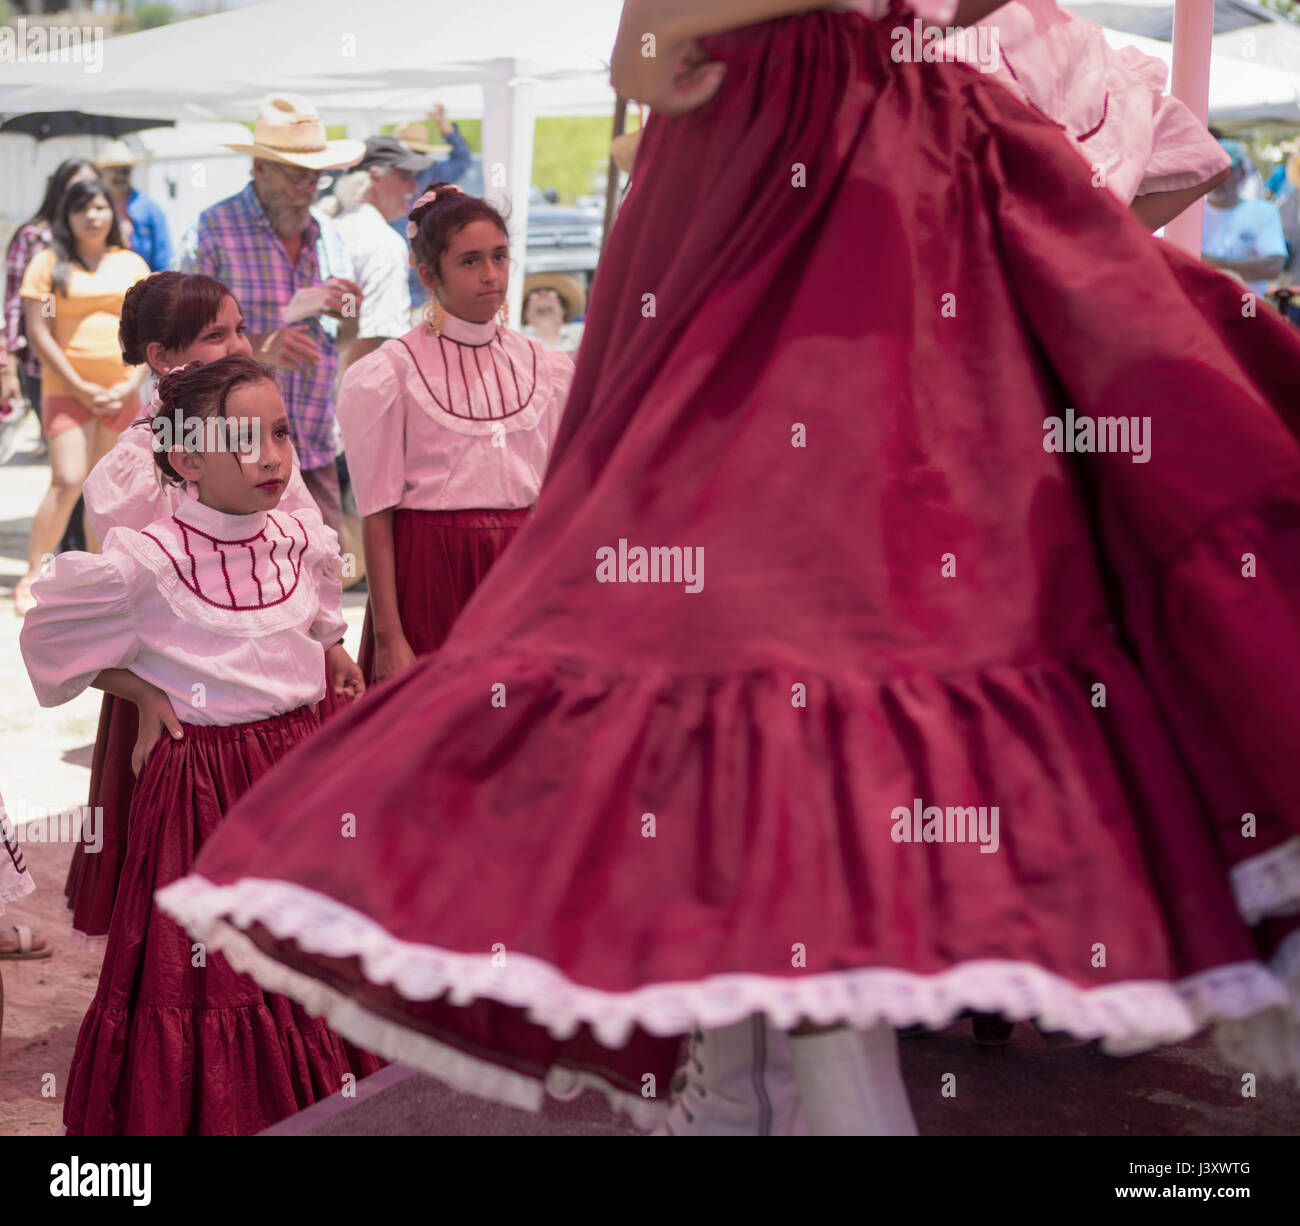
[65, 272, 333, 941]
[21, 356, 375, 1135]
[340, 183, 574, 682]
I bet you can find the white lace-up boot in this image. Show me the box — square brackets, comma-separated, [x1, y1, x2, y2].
[653, 1015, 807, 1135]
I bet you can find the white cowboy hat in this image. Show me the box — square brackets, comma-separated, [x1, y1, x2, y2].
[97, 139, 144, 169]
[223, 93, 365, 170]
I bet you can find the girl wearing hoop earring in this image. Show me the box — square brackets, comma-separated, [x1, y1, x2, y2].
[339, 183, 575, 683]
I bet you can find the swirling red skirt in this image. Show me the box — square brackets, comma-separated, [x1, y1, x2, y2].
[158, 10, 1300, 1127]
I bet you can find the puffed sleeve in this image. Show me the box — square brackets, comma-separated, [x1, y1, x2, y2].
[83, 421, 173, 538]
[19, 546, 143, 707]
[1141, 90, 1232, 198]
[542, 348, 576, 449]
[297, 507, 348, 646]
[336, 346, 407, 517]
[831, 0, 960, 22]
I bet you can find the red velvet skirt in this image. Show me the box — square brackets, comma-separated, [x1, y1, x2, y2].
[63, 707, 382, 1136]
[160, 10, 1300, 1127]
[64, 693, 137, 939]
[66, 660, 353, 938]
[356, 507, 528, 684]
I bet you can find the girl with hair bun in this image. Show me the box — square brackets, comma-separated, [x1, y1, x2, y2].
[20, 356, 374, 1135]
[63, 271, 323, 941]
[338, 182, 574, 683]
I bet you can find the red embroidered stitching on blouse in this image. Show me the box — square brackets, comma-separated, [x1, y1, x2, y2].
[142, 511, 308, 611]
[1000, 48, 1108, 142]
[397, 333, 537, 421]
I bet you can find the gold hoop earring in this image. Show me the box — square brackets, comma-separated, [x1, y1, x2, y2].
[496, 297, 509, 327]
[423, 294, 445, 338]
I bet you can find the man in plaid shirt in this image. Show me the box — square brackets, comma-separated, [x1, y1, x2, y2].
[179, 93, 366, 536]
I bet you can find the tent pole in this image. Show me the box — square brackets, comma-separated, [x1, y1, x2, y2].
[1164, 0, 1215, 256]
[482, 61, 535, 331]
[601, 94, 628, 263]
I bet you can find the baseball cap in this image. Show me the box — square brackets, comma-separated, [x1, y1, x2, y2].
[358, 135, 434, 174]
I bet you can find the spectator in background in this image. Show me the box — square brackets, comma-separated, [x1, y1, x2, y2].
[97, 140, 173, 273]
[3, 158, 98, 452]
[1202, 139, 1287, 298]
[520, 273, 586, 353]
[1278, 153, 1300, 283]
[179, 92, 365, 537]
[14, 178, 150, 615]
[392, 106, 472, 310]
[329, 135, 432, 371]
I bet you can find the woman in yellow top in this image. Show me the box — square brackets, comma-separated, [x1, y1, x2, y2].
[14, 177, 150, 614]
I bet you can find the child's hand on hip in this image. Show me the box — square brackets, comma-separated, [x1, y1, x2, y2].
[132, 687, 184, 776]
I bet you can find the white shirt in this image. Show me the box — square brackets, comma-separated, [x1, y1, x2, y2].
[331, 201, 413, 340]
[21, 498, 346, 727]
[337, 312, 574, 517]
[83, 416, 319, 541]
[971, 0, 1228, 204]
[833, 0, 1227, 206]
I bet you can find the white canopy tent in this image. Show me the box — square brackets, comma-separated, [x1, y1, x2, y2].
[0, 0, 626, 323]
[1100, 26, 1300, 126]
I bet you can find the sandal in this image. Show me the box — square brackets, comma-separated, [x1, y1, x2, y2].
[0, 924, 52, 960]
[12, 576, 35, 617]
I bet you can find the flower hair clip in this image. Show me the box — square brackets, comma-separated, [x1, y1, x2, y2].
[406, 184, 467, 238]
[149, 361, 195, 414]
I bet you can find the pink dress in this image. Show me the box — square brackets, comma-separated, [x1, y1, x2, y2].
[21, 499, 382, 1134]
[68, 413, 323, 938]
[338, 314, 573, 681]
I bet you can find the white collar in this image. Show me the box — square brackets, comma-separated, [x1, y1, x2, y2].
[173, 496, 268, 541]
[439, 311, 500, 347]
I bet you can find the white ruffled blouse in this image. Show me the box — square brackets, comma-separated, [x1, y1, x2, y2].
[21, 497, 346, 727]
[337, 312, 574, 517]
[83, 415, 319, 540]
[832, 0, 1227, 205]
[978, 0, 1228, 204]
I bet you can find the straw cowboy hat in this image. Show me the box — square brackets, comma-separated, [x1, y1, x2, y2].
[97, 139, 144, 169]
[393, 120, 452, 158]
[223, 93, 365, 170]
[523, 273, 587, 322]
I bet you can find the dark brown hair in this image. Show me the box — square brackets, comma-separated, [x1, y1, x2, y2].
[120, 271, 236, 368]
[151, 355, 277, 485]
[49, 177, 125, 296]
[408, 182, 510, 282]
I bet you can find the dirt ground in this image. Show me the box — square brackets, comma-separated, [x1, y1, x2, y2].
[0, 836, 104, 1136]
